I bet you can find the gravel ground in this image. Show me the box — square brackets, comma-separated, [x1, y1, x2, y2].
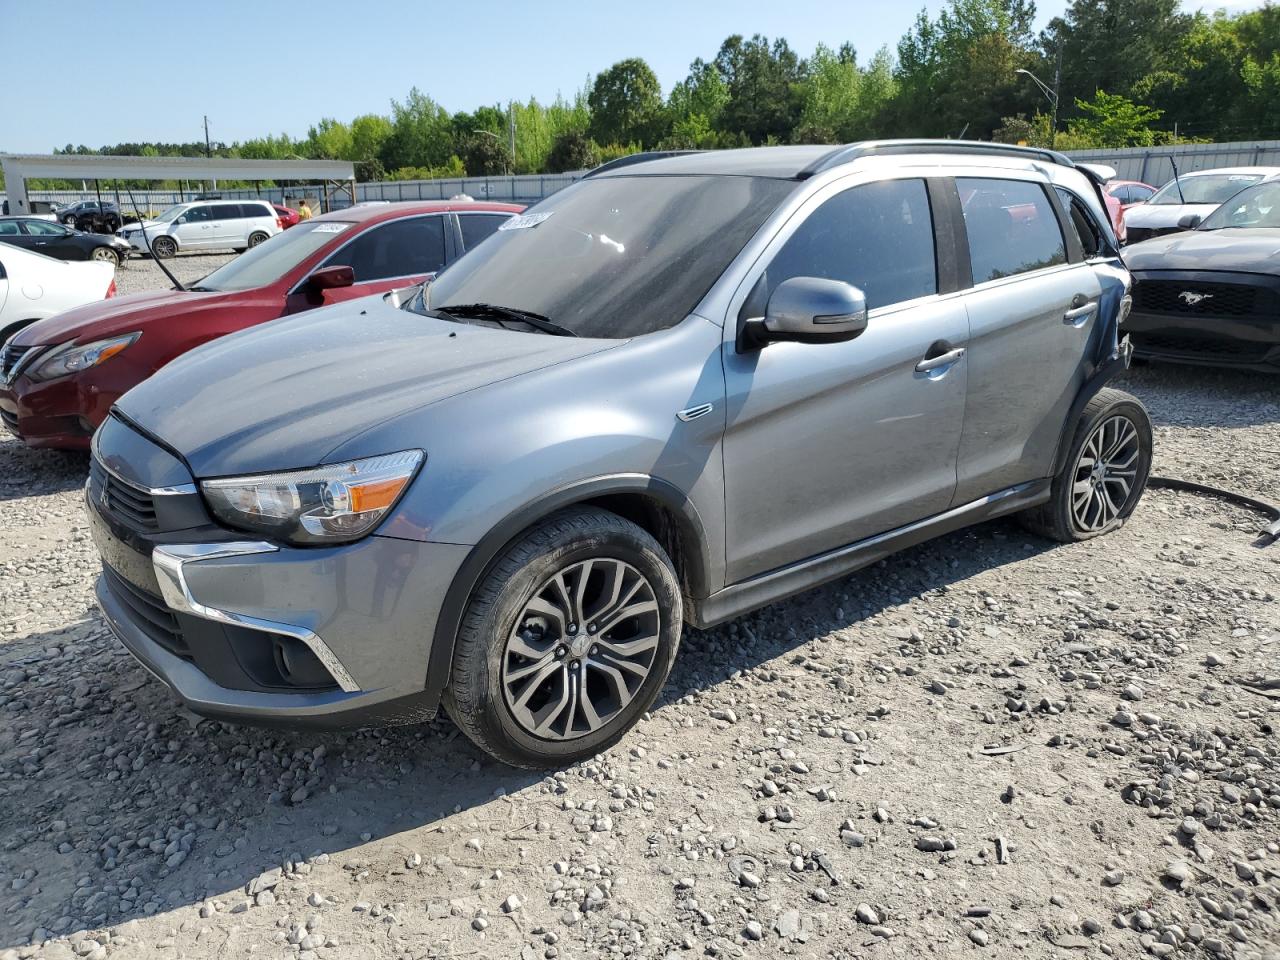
[0, 267, 1277, 960]
[110, 253, 236, 297]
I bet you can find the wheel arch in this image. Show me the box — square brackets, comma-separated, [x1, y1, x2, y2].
[422, 474, 711, 707]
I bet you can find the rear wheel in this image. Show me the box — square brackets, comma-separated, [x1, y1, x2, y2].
[150, 236, 177, 260]
[443, 508, 683, 768]
[1019, 387, 1152, 542]
[247, 231, 269, 248]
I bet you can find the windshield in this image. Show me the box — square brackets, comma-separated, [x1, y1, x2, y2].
[153, 204, 188, 223]
[1149, 173, 1263, 206]
[1198, 181, 1280, 230]
[192, 221, 354, 292]
[419, 174, 794, 338]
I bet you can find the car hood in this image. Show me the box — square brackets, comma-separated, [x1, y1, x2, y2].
[1123, 228, 1280, 273]
[12, 288, 222, 346]
[1124, 203, 1218, 229]
[114, 295, 620, 477]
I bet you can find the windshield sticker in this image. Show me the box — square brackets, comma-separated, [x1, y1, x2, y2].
[499, 212, 555, 231]
[312, 223, 351, 233]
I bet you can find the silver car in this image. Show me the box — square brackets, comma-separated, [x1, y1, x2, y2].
[86, 142, 1152, 768]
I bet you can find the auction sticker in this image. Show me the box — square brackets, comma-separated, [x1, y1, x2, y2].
[313, 223, 351, 233]
[499, 212, 555, 230]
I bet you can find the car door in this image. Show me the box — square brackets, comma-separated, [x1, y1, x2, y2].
[207, 204, 243, 247]
[173, 205, 213, 249]
[721, 176, 970, 583]
[23, 219, 82, 259]
[284, 215, 449, 313]
[950, 174, 1101, 504]
[0, 221, 33, 253]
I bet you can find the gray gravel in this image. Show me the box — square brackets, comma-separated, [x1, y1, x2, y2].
[110, 252, 236, 298]
[0, 265, 1277, 959]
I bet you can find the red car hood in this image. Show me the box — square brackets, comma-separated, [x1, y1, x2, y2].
[12, 288, 244, 347]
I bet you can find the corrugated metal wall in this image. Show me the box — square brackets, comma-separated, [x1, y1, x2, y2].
[1063, 141, 1280, 186]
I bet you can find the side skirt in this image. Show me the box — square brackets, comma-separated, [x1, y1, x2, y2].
[690, 479, 1051, 629]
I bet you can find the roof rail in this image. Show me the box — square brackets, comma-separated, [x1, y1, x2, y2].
[583, 150, 705, 178]
[798, 140, 1078, 179]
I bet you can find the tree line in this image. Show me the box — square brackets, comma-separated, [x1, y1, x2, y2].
[18, 0, 1280, 190]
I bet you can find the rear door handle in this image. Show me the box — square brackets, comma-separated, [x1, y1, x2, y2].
[915, 347, 965, 373]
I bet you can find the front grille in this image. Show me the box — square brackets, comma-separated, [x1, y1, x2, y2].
[1138, 333, 1273, 362]
[103, 565, 190, 660]
[90, 458, 159, 531]
[1, 343, 33, 380]
[1133, 280, 1270, 318]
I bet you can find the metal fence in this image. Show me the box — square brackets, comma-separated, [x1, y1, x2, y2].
[1063, 140, 1280, 186]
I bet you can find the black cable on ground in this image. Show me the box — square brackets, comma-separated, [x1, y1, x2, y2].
[1148, 475, 1280, 546]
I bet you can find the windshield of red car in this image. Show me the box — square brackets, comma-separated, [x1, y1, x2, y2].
[192, 221, 355, 292]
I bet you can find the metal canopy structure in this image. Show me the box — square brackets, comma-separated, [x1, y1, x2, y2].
[0, 154, 356, 215]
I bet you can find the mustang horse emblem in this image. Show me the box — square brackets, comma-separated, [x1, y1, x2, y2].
[1179, 290, 1213, 306]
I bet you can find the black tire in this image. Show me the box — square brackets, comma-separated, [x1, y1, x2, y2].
[443, 507, 683, 769]
[247, 231, 269, 248]
[150, 236, 177, 260]
[1019, 387, 1152, 542]
[90, 246, 120, 267]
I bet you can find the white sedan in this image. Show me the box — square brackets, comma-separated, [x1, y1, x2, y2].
[1124, 166, 1280, 243]
[0, 243, 117, 344]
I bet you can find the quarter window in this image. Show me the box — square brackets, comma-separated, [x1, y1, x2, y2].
[1055, 188, 1104, 259]
[959, 178, 1066, 284]
[746, 178, 937, 315]
[322, 216, 446, 282]
[458, 213, 513, 251]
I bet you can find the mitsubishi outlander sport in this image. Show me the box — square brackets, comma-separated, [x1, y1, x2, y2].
[86, 142, 1152, 768]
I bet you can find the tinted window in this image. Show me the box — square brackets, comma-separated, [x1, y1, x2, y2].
[240, 203, 273, 219]
[210, 204, 241, 220]
[959, 178, 1066, 284]
[1056, 188, 1103, 259]
[24, 220, 69, 236]
[425, 175, 793, 339]
[181, 206, 212, 223]
[322, 216, 446, 281]
[0, 222, 19, 236]
[459, 213, 513, 251]
[748, 179, 936, 314]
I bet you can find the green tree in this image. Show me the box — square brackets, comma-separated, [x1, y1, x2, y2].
[588, 58, 664, 146]
[546, 130, 599, 172]
[713, 34, 806, 143]
[461, 133, 511, 175]
[349, 114, 392, 164]
[1067, 90, 1164, 146]
[380, 87, 455, 171]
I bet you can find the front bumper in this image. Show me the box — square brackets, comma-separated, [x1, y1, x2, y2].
[0, 364, 121, 449]
[87, 417, 471, 728]
[1126, 271, 1280, 372]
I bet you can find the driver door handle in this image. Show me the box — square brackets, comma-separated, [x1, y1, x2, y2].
[1064, 293, 1097, 326]
[915, 346, 965, 373]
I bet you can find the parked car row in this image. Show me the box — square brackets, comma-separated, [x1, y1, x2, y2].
[0, 217, 132, 266]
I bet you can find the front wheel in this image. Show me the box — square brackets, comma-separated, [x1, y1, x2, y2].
[90, 246, 120, 267]
[150, 236, 177, 260]
[1020, 387, 1153, 542]
[443, 508, 683, 768]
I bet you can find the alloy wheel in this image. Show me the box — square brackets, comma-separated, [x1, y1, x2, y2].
[1071, 414, 1141, 532]
[91, 247, 118, 264]
[501, 558, 661, 740]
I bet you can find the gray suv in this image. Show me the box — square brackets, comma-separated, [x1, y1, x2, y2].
[87, 142, 1152, 768]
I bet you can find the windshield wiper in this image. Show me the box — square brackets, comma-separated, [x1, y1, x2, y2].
[433, 302, 578, 337]
[187, 285, 216, 292]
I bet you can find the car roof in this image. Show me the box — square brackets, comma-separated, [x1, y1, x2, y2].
[1174, 166, 1280, 178]
[309, 200, 525, 224]
[589, 140, 1086, 181]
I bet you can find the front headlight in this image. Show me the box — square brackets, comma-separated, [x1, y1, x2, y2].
[201, 451, 423, 545]
[26, 333, 140, 382]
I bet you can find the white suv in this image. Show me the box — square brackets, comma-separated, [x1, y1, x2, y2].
[118, 200, 281, 259]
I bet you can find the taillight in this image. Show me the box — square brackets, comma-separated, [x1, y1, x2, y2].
[106, 280, 117, 299]
[276, 217, 284, 230]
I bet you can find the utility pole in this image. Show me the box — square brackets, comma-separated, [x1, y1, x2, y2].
[508, 103, 516, 173]
[1051, 44, 1062, 151]
[204, 116, 216, 191]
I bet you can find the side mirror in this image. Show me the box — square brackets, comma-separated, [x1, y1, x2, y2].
[1177, 213, 1202, 229]
[308, 265, 355, 291]
[741, 277, 869, 350]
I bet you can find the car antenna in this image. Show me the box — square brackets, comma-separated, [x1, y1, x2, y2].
[125, 186, 185, 291]
[1169, 156, 1186, 205]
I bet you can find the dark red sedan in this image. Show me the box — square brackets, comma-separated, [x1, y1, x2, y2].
[0, 200, 522, 449]
[273, 204, 301, 229]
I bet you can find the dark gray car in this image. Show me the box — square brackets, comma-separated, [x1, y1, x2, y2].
[87, 142, 1153, 768]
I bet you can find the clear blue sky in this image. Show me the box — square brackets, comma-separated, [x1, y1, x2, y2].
[1, 0, 1258, 153]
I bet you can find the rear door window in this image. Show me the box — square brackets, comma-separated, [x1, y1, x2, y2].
[241, 203, 271, 219]
[745, 178, 937, 314]
[959, 177, 1067, 284]
[458, 213, 514, 251]
[321, 216, 447, 282]
[210, 204, 241, 221]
